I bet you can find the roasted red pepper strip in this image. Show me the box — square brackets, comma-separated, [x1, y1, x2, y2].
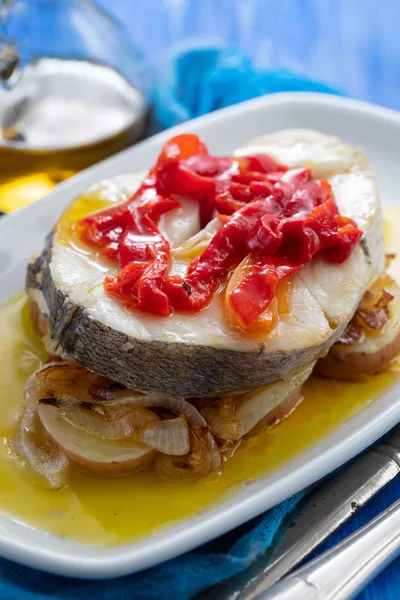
[163, 195, 283, 311]
[78, 133, 363, 327]
[229, 258, 299, 327]
[231, 199, 362, 325]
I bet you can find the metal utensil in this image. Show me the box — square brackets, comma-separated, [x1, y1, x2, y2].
[203, 424, 400, 600]
[257, 497, 400, 600]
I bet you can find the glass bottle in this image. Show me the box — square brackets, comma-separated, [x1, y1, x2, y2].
[0, 0, 148, 212]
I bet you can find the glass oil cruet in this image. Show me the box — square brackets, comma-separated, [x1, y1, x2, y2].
[0, 0, 148, 212]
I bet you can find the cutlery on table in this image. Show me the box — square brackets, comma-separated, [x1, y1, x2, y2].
[202, 423, 400, 600]
[258, 496, 400, 600]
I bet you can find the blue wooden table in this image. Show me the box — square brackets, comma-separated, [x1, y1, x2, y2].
[98, 0, 400, 111]
[93, 2, 400, 598]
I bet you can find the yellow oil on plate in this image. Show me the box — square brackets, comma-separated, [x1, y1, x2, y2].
[0, 205, 397, 547]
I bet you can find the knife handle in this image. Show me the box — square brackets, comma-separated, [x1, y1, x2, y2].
[257, 497, 400, 600]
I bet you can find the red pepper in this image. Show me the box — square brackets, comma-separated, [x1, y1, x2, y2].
[78, 134, 363, 328]
[229, 258, 299, 326]
[163, 195, 284, 311]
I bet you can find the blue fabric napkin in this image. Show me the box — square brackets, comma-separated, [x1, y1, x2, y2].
[151, 40, 342, 130]
[0, 43, 364, 600]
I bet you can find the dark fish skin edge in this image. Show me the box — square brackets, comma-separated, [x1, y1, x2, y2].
[25, 232, 357, 398]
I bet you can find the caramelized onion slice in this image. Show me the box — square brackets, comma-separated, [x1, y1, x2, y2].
[35, 360, 95, 402]
[32, 362, 208, 431]
[30, 366, 221, 479]
[155, 427, 221, 481]
[41, 397, 158, 440]
[141, 416, 190, 456]
[15, 405, 69, 488]
[24, 361, 69, 404]
[101, 395, 207, 428]
[199, 397, 240, 441]
[105, 395, 220, 477]
[38, 404, 156, 477]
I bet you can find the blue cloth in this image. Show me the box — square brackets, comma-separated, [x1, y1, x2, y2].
[0, 43, 392, 600]
[96, 0, 400, 114]
[152, 41, 342, 130]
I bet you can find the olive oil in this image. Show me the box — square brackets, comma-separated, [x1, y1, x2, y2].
[0, 313, 394, 545]
[0, 58, 146, 213]
[0, 206, 398, 546]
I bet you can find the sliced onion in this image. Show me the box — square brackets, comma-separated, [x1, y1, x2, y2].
[40, 397, 158, 440]
[234, 367, 313, 438]
[84, 395, 221, 479]
[24, 360, 79, 405]
[28, 362, 223, 480]
[98, 396, 221, 480]
[100, 395, 208, 428]
[155, 427, 221, 481]
[38, 403, 156, 477]
[15, 405, 69, 489]
[32, 362, 208, 431]
[89, 381, 127, 401]
[198, 369, 311, 443]
[24, 374, 40, 405]
[37, 360, 69, 372]
[199, 397, 240, 441]
[55, 394, 220, 477]
[141, 416, 190, 456]
[31, 359, 128, 406]
[35, 360, 93, 402]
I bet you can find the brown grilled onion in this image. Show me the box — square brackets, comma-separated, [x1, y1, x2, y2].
[199, 397, 240, 441]
[338, 274, 395, 346]
[25, 362, 221, 480]
[316, 273, 400, 380]
[97, 394, 208, 427]
[87, 395, 220, 477]
[35, 360, 101, 402]
[155, 426, 220, 481]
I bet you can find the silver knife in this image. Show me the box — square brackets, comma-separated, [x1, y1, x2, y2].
[200, 423, 400, 600]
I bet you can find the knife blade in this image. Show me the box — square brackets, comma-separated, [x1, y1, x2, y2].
[201, 423, 400, 600]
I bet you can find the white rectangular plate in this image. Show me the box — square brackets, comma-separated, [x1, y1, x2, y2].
[1, 92, 400, 579]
